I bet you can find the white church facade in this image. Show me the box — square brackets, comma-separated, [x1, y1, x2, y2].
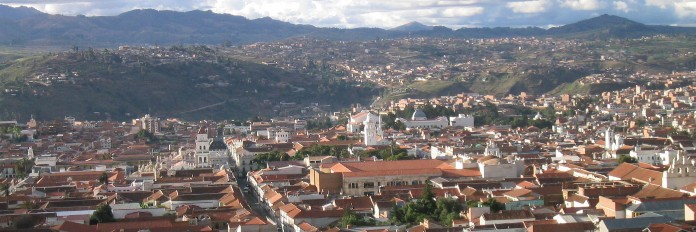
[193, 127, 229, 169]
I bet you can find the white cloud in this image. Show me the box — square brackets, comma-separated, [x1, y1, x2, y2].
[644, 0, 672, 9]
[0, 0, 689, 28]
[506, 0, 551, 13]
[561, 0, 603, 10]
[613, 1, 630, 12]
[675, 1, 696, 18]
[441, 6, 485, 17]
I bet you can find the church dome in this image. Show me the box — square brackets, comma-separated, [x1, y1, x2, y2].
[209, 139, 228, 150]
[412, 109, 427, 120]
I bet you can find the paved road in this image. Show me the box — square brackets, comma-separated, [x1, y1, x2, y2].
[237, 175, 279, 226]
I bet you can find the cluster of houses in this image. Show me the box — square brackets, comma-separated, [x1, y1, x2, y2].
[2, 74, 696, 232]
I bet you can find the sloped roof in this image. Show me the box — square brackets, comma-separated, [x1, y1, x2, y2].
[600, 215, 672, 231]
[627, 198, 696, 213]
[608, 163, 662, 185]
[482, 210, 534, 221]
[631, 184, 687, 199]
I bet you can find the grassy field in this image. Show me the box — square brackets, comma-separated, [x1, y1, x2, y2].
[376, 80, 470, 106]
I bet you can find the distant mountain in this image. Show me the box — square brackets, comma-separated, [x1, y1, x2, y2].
[548, 14, 654, 38]
[391, 22, 433, 32]
[0, 5, 694, 46]
[0, 5, 43, 20]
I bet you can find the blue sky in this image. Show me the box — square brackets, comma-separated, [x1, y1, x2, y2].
[2, 0, 696, 28]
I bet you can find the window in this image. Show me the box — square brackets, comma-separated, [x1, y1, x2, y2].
[349, 183, 358, 189]
[364, 182, 375, 188]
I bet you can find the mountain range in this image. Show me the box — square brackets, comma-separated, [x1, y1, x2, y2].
[1, 4, 696, 46]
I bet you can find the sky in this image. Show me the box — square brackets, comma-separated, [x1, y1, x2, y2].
[2, 0, 696, 29]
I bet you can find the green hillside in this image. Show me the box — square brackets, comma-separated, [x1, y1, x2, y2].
[0, 51, 378, 121]
[466, 66, 589, 97]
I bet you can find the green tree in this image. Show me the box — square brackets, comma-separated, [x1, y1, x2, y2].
[0, 183, 9, 197]
[339, 208, 374, 228]
[530, 119, 554, 129]
[13, 215, 35, 229]
[389, 205, 405, 224]
[135, 129, 157, 144]
[251, 150, 290, 167]
[295, 145, 351, 159]
[19, 200, 37, 210]
[434, 198, 463, 226]
[541, 105, 557, 122]
[15, 158, 35, 178]
[98, 173, 110, 185]
[618, 155, 637, 163]
[358, 145, 412, 161]
[481, 198, 505, 213]
[8, 125, 21, 138]
[417, 183, 436, 213]
[89, 204, 115, 224]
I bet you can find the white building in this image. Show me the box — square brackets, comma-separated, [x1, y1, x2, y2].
[662, 151, 696, 189]
[193, 128, 229, 169]
[604, 127, 624, 159]
[363, 112, 389, 146]
[628, 146, 661, 165]
[485, 140, 501, 158]
[347, 110, 370, 133]
[140, 114, 160, 134]
[477, 156, 525, 179]
[395, 109, 448, 130]
[449, 114, 475, 128]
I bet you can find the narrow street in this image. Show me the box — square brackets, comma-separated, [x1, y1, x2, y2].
[236, 174, 280, 227]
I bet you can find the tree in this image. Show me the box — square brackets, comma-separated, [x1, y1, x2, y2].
[10, 125, 21, 136]
[0, 183, 9, 197]
[339, 208, 374, 228]
[481, 198, 505, 213]
[541, 105, 557, 122]
[358, 146, 412, 161]
[135, 129, 157, 144]
[417, 183, 436, 213]
[15, 158, 35, 179]
[618, 155, 637, 163]
[98, 173, 110, 186]
[19, 200, 38, 210]
[388, 183, 465, 226]
[251, 150, 290, 167]
[530, 119, 554, 129]
[13, 215, 35, 229]
[434, 198, 463, 226]
[389, 205, 405, 224]
[90, 204, 115, 224]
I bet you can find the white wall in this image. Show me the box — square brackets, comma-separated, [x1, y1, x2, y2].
[112, 208, 166, 219]
[479, 162, 524, 179]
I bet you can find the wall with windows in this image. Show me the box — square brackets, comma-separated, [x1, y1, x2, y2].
[341, 174, 437, 196]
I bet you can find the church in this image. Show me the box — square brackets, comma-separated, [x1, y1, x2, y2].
[395, 109, 449, 130]
[363, 112, 389, 146]
[193, 127, 229, 169]
[395, 109, 474, 130]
